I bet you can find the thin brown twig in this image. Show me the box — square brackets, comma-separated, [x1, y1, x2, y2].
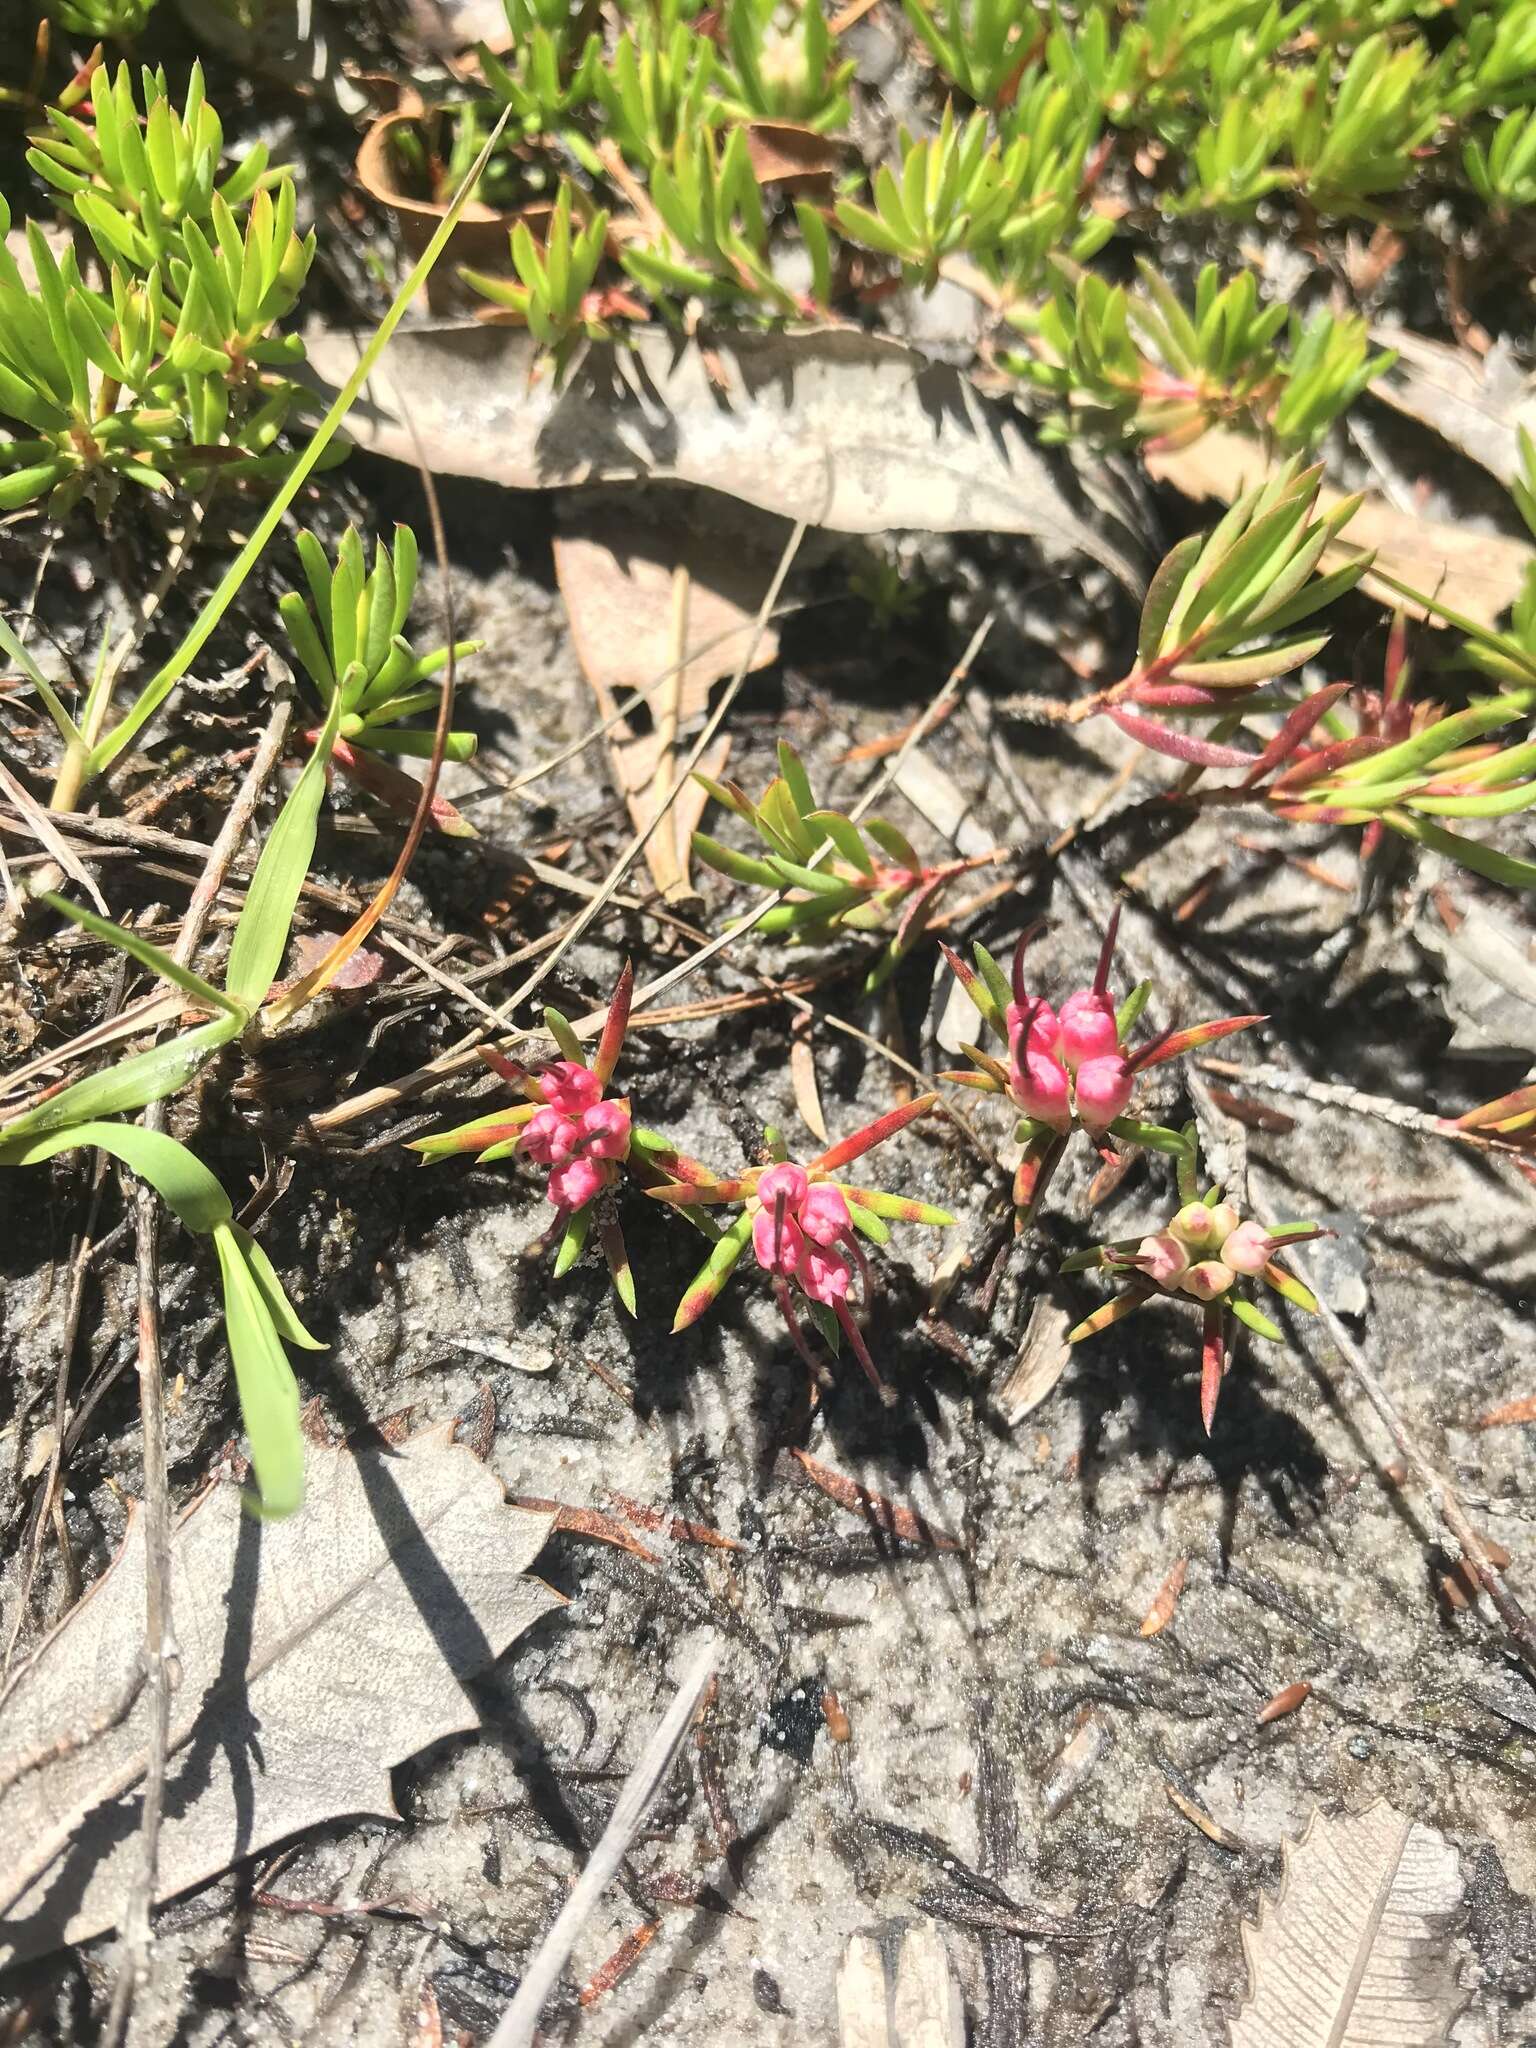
[1287, 1246, 1536, 1684]
[310, 521, 815, 1129]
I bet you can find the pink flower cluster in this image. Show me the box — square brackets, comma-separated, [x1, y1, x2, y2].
[1008, 982, 1133, 1135]
[519, 1061, 631, 1212]
[750, 1163, 862, 1307]
[1134, 1201, 1271, 1300]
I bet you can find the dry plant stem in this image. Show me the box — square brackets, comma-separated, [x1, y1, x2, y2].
[103, 1183, 170, 2048]
[488, 1639, 719, 2048]
[1197, 1055, 1449, 1140]
[312, 605, 994, 1131]
[104, 687, 293, 2040]
[1294, 1265, 1536, 1683]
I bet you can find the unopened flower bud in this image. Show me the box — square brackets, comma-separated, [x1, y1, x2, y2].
[542, 1061, 601, 1116]
[1007, 997, 1060, 1060]
[1206, 1203, 1240, 1243]
[1221, 1219, 1271, 1275]
[1179, 1259, 1235, 1301]
[1073, 1053, 1133, 1134]
[1057, 987, 1119, 1068]
[1171, 1202, 1220, 1250]
[548, 1154, 606, 1211]
[1137, 1231, 1189, 1289]
[521, 1105, 578, 1165]
[579, 1100, 632, 1160]
[1012, 1047, 1072, 1129]
[800, 1182, 851, 1246]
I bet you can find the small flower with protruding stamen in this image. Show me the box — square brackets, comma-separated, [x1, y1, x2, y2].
[647, 1097, 955, 1404]
[940, 907, 1264, 1239]
[1059, 1145, 1330, 1434]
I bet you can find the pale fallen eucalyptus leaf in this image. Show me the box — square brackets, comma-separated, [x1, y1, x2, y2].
[0, 1423, 560, 1966]
[300, 323, 1144, 587]
[1371, 330, 1536, 487]
[1231, 1802, 1465, 2048]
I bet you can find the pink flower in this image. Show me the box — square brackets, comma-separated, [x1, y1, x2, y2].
[521, 1105, 579, 1165]
[1007, 997, 1060, 1059]
[542, 1061, 601, 1116]
[753, 1204, 805, 1275]
[1221, 1219, 1271, 1275]
[798, 1243, 852, 1305]
[1057, 988, 1119, 1067]
[752, 1164, 811, 1273]
[580, 1100, 632, 1160]
[1013, 1046, 1072, 1129]
[1137, 1231, 1189, 1289]
[548, 1154, 606, 1211]
[1072, 1053, 1133, 1133]
[800, 1182, 851, 1246]
[757, 1162, 809, 1209]
[1179, 1259, 1235, 1302]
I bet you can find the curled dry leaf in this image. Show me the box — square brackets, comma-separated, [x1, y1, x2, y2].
[301, 322, 1144, 584]
[0, 1423, 561, 1967]
[1231, 1802, 1465, 2048]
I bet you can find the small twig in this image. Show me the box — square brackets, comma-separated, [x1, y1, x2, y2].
[1196, 1056, 1448, 1141]
[1284, 1237, 1536, 1683]
[488, 1639, 719, 2048]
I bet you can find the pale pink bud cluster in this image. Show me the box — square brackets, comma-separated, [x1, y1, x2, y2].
[518, 1060, 632, 1212]
[1007, 983, 1133, 1135]
[751, 1163, 857, 1305]
[1135, 1203, 1273, 1300]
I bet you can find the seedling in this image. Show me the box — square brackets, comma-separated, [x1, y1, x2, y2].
[1061, 1141, 1327, 1434]
[47, 0, 159, 38]
[692, 740, 996, 991]
[460, 183, 628, 375]
[279, 522, 482, 771]
[940, 910, 1262, 1232]
[645, 1096, 954, 1403]
[1010, 262, 1393, 452]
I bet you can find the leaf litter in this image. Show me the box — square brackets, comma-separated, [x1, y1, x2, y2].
[0, 1424, 559, 1967]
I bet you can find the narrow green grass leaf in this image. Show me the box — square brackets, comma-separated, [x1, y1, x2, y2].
[225, 690, 343, 1007]
[42, 891, 243, 1016]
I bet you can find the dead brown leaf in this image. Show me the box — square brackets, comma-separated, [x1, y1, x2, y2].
[0, 1425, 560, 1966]
[551, 507, 776, 897]
[1473, 1395, 1536, 1430]
[1138, 1556, 1188, 1638]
